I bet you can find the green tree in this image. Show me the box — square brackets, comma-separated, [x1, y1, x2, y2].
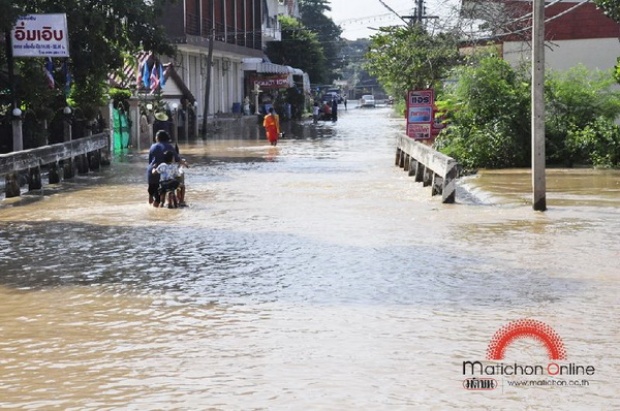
[436, 55, 620, 169]
[2, 0, 175, 123]
[545, 64, 620, 165]
[593, 0, 620, 83]
[364, 25, 460, 103]
[265, 15, 326, 84]
[0, 1, 22, 34]
[435, 54, 531, 169]
[592, 0, 620, 22]
[298, 0, 344, 82]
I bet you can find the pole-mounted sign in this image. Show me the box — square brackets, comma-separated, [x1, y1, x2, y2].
[406, 89, 434, 140]
[11, 14, 70, 57]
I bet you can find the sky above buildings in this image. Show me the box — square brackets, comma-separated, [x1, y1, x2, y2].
[327, 0, 460, 40]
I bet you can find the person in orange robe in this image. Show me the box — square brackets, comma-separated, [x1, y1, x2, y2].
[262, 107, 280, 146]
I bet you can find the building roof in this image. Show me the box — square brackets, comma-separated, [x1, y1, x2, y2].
[461, 0, 620, 42]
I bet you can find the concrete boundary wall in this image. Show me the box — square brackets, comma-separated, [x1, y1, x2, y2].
[0, 132, 110, 198]
[395, 135, 458, 203]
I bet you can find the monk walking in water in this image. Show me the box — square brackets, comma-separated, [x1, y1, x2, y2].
[262, 107, 280, 146]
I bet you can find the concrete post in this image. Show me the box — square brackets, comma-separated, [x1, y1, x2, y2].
[128, 97, 140, 150]
[193, 103, 199, 138]
[4, 172, 20, 198]
[28, 166, 42, 191]
[63, 107, 72, 142]
[103, 99, 114, 149]
[532, 0, 546, 211]
[11, 109, 23, 152]
[171, 105, 178, 143]
[49, 162, 61, 184]
[63, 107, 74, 179]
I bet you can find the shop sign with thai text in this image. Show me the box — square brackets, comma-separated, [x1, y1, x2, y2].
[11, 14, 70, 57]
[251, 74, 290, 90]
[406, 89, 434, 140]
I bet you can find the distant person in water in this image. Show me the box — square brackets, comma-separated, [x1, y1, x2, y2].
[312, 101, 320, 124]
[262, 107, 281, 146]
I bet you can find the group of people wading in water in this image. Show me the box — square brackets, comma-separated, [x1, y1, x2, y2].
[147, 108, 285, 208]
[147, 130, 188, 208]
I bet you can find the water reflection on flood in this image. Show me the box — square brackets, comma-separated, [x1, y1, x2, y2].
[0, 105, 619, 410]
[462, 168, 620, 207]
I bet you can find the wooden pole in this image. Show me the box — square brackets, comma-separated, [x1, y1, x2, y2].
[532, 0, 546, 211]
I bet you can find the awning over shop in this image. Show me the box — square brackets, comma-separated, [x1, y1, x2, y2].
[242, 58, 290, 74]
[242, 59, 304, 75]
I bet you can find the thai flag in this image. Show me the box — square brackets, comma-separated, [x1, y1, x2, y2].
[44, 58, 54, 89]
[150, 64, 160, 93]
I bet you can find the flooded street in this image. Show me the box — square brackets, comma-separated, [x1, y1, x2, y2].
[1, 104, 619, 410]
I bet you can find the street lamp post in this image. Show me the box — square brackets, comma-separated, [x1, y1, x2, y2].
[11, 107, 23, 152]
[63, 106, 74, 178]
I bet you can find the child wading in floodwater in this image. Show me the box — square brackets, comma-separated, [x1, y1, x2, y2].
[175, 158, 189, 207]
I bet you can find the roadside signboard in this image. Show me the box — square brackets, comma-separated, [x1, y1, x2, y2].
[249, 74, 290, 90]
[407, 123, 431, 140]
[11, 14, 70, 57]
[406, 89, 434, 140]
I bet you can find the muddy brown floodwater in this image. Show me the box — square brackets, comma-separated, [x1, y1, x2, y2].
[1, 103, 618, 410]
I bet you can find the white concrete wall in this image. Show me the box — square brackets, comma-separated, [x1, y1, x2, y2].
[503, 38, 620, 72]
[170, 47, 246, 126]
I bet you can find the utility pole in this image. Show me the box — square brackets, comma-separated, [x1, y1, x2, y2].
[202, 30, 215, 137]
[402, 0, 438, 26]
[531, 0, 546, 211]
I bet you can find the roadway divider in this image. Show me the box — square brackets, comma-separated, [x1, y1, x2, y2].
[0, 131, 110, 198]
[395, 135, 458, 203]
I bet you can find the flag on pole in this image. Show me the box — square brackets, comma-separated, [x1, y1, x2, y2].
[150, 64, 160, 93]
[137, 52, 152, 89]
[142, 60, 151, 89]
[44, 58, 55, 89]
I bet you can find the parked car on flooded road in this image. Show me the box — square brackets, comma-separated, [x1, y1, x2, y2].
[360, 95, 376, 108]
[321, 92, 339, 103]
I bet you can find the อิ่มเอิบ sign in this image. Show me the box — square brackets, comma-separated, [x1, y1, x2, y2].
[11, 14, 70, 58]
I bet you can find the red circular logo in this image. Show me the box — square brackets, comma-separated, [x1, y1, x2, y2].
[487, 319, 567, 360]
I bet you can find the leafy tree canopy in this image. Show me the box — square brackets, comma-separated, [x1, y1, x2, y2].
[364, 25, 460, 101]
[1, 0, 175, 120]
[299, 0, 344, 82]
[593, 0, 620, 83]
[265, 15, 327, 84]
[593, 0, 620, 22]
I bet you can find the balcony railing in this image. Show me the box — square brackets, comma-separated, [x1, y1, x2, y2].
[183, 12, 260, 49]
